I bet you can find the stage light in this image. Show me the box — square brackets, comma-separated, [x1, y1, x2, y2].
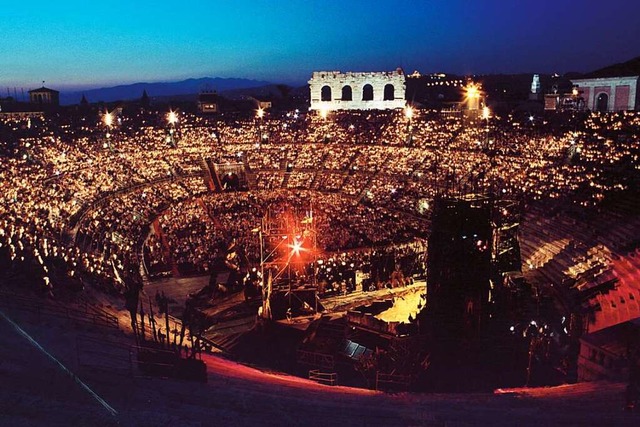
[319, 106, 328, 120]
[404, 106, 414, 120]
[167, 110, 178, 125]
[104, 111, 113, 127]
[464, 82, 481, 100]
[482, 106, 490, 120]
[257, 108, 264, 119]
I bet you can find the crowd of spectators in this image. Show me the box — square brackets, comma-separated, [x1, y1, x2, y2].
[1, 106, 639, 300]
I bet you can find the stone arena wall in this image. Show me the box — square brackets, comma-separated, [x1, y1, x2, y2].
[309, 70, 406, 111]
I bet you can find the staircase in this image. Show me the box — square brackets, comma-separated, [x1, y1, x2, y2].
[198, 157, 215, 191]
[281, 172, 291, 188]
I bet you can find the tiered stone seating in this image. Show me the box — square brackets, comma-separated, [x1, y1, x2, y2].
[523, 199, 640, 334]
[522, 237, 571, 271]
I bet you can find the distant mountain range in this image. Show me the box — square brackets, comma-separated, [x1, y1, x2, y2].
[42, 55, 640, 106]
[59, 77, 272, 105]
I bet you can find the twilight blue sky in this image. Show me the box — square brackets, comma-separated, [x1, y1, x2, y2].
[2, 0, 640, 90]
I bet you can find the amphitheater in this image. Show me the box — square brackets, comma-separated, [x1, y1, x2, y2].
[1, 107, 640, 425]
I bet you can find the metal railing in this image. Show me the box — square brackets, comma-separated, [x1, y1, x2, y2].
[308, 369, 337, 386]
[376, 372, 411, 392]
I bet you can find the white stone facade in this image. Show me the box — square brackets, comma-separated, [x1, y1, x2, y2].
[531, 74, 540, 94]
[309, 69, 406, 111]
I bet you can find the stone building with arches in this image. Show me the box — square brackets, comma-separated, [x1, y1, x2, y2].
[571, 57, 640, 112]
[309, 69, 406, 111]
[28, 86, 60, 108]
[571, 76, 639, 112]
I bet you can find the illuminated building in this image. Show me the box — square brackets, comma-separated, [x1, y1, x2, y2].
[28, 86, 59, 107]
[309, 69, 406, 111]
[571, 56, 640, 111]
[198, 91, 219, 114]
[530, 74, 541, 100]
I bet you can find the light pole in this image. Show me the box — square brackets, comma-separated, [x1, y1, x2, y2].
[464, 82, 482, 111]
[319, 106, 328, 120]
[103, 110, 113, 150]
[257, 107, 264, 143]
[319, 106, 329, 142]
[404, 105, 414, 144]
[482, 106, 490, 150]
[571, 87, 580, 110]
[167, 110, 178, 147]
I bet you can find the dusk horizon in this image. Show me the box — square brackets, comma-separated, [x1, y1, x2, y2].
[3, 0, 640, 91]
[8, 55, 637, 94]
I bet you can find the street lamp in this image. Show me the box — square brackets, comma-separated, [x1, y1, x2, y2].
[481, 106, 490, 121]
[318, 106, 330, 142]
[256, 108, 264, 142]
[167, 110, 178, 147]
[104, 111, 113, 127]
[404, 106, 414, 144]
[464, 82, 482, 111]
[464, 81, 482, 114]
[482, 106, 491, 150]
[167, 110, 178, 126]
[103, 110, 113, 149]
[404, 105, 414, 120]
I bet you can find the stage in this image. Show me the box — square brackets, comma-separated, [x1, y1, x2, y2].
[144, 274, 425, 352]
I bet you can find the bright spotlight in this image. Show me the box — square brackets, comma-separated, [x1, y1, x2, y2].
[464, 82, 481, 100]
[404, 106, 414, 120]
[289, 237, 305, 255]
[482, 106, 490, 120]
[463, 82, 482, 110]
[167, 110, 178, 125]
[104, 111, 113, 127]
[257, 108, 264, 119]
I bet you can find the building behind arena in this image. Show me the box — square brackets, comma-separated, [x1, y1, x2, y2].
[309, 69, 406, 111]
[571, 56, 640, 112]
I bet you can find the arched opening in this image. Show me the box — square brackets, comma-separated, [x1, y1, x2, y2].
[321, 86, 332, 102]
[221, 172, 240, 191]
[362, 84, 374, 101]
[596, 93, 609, 112]
[341, 85, 352, 101]
[383, 84, 395, 101]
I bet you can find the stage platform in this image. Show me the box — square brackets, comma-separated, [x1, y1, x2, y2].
[144, 274, 425, 351]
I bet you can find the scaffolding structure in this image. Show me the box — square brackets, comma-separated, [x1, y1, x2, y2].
[259, 201, 318, 320]
[491, 198, 522, 274]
